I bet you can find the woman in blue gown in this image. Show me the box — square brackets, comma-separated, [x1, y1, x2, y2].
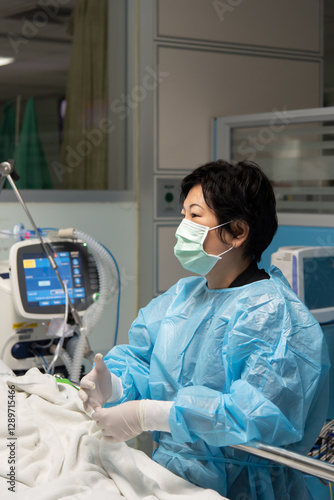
[80, 160, 330, 500]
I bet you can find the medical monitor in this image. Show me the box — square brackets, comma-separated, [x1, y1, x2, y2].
[9, 239, 99, 320]
[271, 246, 334, 324]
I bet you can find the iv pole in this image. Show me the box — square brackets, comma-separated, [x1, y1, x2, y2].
[0, 159, 83, 331]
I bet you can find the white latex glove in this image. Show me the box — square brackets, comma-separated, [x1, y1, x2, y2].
[92, 399, 174, 443]
[79, 353, 122, 412]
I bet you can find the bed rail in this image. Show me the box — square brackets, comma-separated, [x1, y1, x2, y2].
[232, 442, 334, 482]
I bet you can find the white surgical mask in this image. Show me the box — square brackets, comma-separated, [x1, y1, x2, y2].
[174, 218, 233, 276]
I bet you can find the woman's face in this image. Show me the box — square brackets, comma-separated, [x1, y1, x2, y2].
[181, 184, 232, 256]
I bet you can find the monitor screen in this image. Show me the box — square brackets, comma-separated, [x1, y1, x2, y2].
[303, 256, 334, 310]
[14, 241, 99, 317]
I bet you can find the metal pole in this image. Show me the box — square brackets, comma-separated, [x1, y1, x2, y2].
[232, 442, 334, 482]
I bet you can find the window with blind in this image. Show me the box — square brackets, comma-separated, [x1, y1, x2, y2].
[213, 107, 334, 214]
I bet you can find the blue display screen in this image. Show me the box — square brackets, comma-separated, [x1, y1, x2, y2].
[304, 256, 334, 310]
[23, 251, 86, 308]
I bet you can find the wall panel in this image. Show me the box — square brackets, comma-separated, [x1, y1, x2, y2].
[157, 46, 321, 172]
[157, 0, 321, 54]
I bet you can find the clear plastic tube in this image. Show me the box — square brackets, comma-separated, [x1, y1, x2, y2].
[50, 345, 73, 375]
[58, 349, 73, 375]
[47, 282, 70, 375]
[68, 229, 119, 383]
[0, 225, 53, 240]
[73, 229, 118, 332]
[70, 334, 87, 384]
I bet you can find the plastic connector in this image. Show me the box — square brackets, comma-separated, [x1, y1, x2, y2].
[58, 228, 75, 239]
[13, 223, 25, 241]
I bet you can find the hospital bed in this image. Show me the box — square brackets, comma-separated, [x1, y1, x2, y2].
[1, 359, 333, 500]
[0, 359, 225, 500]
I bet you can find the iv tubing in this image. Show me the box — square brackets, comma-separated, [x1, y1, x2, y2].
[48, 282, 70, 375]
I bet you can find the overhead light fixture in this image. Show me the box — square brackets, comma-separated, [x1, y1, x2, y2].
[0, 57, 15, 67]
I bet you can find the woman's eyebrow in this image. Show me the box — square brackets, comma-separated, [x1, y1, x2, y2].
[181, 203, 204, 213]
[190, 203, 204, 209]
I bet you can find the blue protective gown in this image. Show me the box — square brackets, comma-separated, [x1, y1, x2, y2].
[104, 266, 330, 500]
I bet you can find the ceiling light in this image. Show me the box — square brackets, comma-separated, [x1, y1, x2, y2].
[0, 57, 15, 67]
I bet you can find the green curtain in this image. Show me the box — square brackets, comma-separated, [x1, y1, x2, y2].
[0, 102, 16, 163]
[14, 98, 53, 189]
[61, 0, 108, 189]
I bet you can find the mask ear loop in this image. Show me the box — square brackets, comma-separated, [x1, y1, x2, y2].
[209, 221, 234, 258]
[217, 245, 234, 258]
[209, 220, 233, 231]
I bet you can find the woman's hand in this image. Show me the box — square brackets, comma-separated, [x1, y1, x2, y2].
[92, 399, 174, 442]
[79, 353, 113, 412]
[92, 400, 146, 442]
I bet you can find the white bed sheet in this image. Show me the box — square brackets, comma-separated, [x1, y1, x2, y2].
[0, 361, 226, 500]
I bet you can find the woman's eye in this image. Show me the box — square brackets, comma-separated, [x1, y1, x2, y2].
[180, 212, 199, 219]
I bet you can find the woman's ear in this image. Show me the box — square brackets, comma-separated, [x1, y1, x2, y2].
[230, 221, 249, 248]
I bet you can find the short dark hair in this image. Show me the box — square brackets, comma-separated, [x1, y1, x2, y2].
[179, 159, 278, 262]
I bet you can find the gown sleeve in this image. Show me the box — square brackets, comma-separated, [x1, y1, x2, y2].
[168, 290, 330, 452]
[103, 286, 177, 405]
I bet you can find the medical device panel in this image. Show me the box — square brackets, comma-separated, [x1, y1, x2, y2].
[0, 239, 100, 373]
[10, 239, 98, 320]
[271, 246, 334, 324]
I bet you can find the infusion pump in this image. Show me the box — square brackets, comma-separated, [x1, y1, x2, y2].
[0, 239, 99, 373]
